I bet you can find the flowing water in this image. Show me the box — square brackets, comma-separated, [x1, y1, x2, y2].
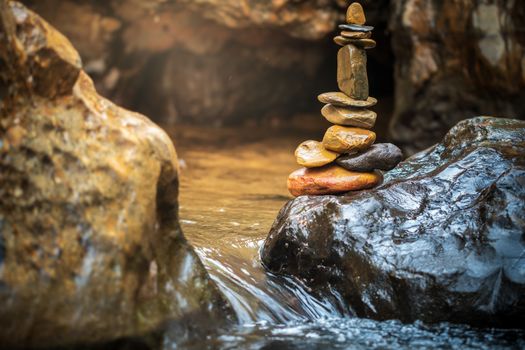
[167, 125, 524, 350]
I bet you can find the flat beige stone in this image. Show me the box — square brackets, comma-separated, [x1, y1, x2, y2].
[335, 37, 376, 49]
[322, 125, 376, 153]
[295, 140, 339, 168]
[337, 45, 368, 100]
[318, 92, 377, 108]
[321, 104, 377, 129]
[341, 31, 371, 39]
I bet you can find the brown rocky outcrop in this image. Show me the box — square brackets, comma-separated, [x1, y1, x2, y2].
[16, 0, 391, 127]
[0, 1, 232, 348]
[17, 0, 345, 126]
[389, 0, 525, 153]
[18, 0, 524, 153]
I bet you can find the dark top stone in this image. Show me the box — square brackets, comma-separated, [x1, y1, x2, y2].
[336, 143, 403, 171]
[339, 24, 374, 32]
[262, 117, 525, 328]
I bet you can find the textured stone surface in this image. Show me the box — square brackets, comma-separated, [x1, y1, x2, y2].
[295, 140, 339, 168]
[321, 104, 377, 128]
[390, 0, 525, 154]
[337, 45, 369, 100]
[263, 117, 525, 328]
[318, 92, 377, 108]
[0, 2, 233, 347]
[287, 165, 382, 197]
[323, 126, 376, 153]
[336, 143, 403, 171]
[346, 3, 366, 25]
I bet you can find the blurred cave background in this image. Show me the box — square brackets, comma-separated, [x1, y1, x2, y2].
[21, 0, 525, 154]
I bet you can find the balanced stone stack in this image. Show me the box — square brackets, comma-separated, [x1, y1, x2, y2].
[288, 2, 403, 197]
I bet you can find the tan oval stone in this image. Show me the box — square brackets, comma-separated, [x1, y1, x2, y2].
[287, 165, 382, 197]
[335, 37, 376, 49]
[341, 31, 371, 39]
[322, 125, 376, 153]
[318, 92, 377, 108]
[352, 38, 376, 49]
[6, 125, 27, 148]
[321, 104, 377, 129]
[337, 45, 368, 100]
[295, 140, 339, 168]
[334, 35, 351, 47]
[346, 3, 366, 25]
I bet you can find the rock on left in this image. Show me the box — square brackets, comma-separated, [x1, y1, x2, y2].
[0, 1, 234, 348]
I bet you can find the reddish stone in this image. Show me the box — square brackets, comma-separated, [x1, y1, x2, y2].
[287, 165, 382, 197]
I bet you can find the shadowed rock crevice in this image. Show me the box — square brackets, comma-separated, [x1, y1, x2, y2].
[262, 117, 525, 328]
[389, 0, 525, 153]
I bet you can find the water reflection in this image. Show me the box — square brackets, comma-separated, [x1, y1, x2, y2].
[169, 125, 524, 349]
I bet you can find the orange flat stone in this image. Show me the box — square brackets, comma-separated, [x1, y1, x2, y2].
[287, 164, 382, 197]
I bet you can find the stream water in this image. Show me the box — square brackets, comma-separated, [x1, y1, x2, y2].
[168, 125, 524, 350]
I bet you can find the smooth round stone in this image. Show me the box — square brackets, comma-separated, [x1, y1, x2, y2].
[351, 38, 376, 49]
[318, 92, 377, 108]
[287, 165, 382, 197]
[295, 140, 339, 168]
[346, 2, 366, 25]
[339, 24, 374, 32]
[334, 37, 376, 49]
[341, 31, 371, 39]
[337, 143, 403, 172]
[322, 125, 376, 153]
[321, 104, 377, 129]
[334, 35, 353, 47]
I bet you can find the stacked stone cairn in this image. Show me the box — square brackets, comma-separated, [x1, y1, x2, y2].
[288, 2, 403, 197]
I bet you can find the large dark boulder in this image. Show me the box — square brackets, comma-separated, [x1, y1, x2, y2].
[262, 117, 525, 328]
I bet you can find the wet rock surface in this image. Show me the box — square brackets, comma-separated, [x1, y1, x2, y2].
[0, 2, 232, 348]
[337, 143, 402, 171]
[263, 117, 525, 328]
